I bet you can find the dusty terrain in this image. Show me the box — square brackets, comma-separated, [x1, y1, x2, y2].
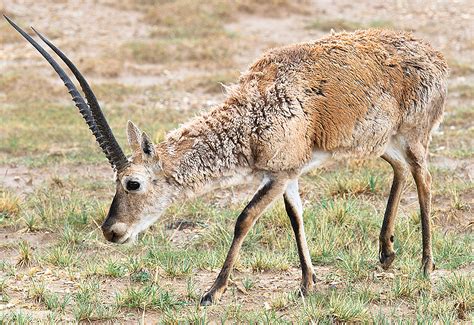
[0, 0, 473, 323]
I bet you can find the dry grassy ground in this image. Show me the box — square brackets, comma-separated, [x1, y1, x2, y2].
[0, 0, 473, 323]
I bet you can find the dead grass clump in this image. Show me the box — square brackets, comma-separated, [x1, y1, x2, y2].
[0, 191, 21, 219]
[16, 240, 33, 267]
[325, 172, 381, 197]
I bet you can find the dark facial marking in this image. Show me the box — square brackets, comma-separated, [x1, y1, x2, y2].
[102, 192, 121, 229]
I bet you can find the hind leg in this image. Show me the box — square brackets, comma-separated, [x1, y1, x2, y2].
[379, 150, 409, 269]
[284, 179, 316, 295]
[406, 143, 435, 276]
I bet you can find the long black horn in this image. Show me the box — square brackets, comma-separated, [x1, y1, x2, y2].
[30, 27, 129, 171]
[3, 15, 129, 171]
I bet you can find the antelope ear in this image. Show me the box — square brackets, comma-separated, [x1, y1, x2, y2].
[127, 120, 142, 154]
[141, 131, 155, 157]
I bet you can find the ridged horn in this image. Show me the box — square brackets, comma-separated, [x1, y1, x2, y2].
[4, 15, 129, 171]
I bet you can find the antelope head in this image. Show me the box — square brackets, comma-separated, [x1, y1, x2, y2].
[102, 121, 176, 243]
[5, 17, 176, 243]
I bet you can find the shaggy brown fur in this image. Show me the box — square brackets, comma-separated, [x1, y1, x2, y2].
[158, 29, 447, 187]
[105, 29, 448, 305]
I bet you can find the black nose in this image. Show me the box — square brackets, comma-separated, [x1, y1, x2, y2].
[102, 193, 122, 243]
[102, 226, 120, 243]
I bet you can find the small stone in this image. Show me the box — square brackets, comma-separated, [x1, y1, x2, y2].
[329, 281, 339, 289]
[263, 302, 271, 310]
[374, 271, 395, 279]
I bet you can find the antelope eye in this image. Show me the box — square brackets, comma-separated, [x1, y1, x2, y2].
[126, 180, 140, 191]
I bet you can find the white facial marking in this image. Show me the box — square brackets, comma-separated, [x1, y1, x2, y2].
[126, 191, 174, 242]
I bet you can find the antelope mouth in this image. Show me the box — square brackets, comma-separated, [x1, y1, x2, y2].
[104, 231, 136, 245]
[102, 217, 155, 244]
[118, 235, 134, 244]
[101, 221, 135, 244]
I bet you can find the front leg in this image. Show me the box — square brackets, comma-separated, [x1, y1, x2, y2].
[200, 176, 288, 306]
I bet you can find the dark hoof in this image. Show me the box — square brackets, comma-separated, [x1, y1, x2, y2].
[200, 293, 214, 306]
[379, 251, 396, 270]
[312, 272, 317, 284]
[201, 288, 225, 306]
[200, 295, 212, 306]
[422, 258, 435, 277]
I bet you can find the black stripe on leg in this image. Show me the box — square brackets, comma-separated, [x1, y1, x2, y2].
[233, 179, 274, 237]
[251, 180, 274, 205]
[284, 194, 300, 235]
[284, 194, 311, 274]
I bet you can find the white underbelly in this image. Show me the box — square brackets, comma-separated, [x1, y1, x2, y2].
[301, 151, 332, 174]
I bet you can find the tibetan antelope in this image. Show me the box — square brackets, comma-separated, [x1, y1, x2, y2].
[6, 16, 448, 305]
